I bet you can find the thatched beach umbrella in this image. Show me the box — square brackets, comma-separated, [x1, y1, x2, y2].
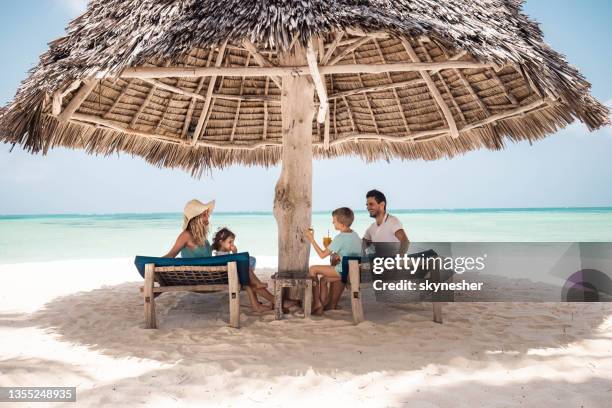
[1, 1, 609, 274]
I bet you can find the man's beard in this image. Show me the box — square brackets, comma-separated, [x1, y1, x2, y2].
[368, 210, 378, 218]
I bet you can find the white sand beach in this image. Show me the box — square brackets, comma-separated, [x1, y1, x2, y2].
[1, 258, 611, 407]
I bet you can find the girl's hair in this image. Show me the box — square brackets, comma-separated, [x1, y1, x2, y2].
[212, 227, 236, 251]
[186, 212, 209, 247]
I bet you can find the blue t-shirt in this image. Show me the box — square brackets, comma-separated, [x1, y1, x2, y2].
[328, 231, 362, 273]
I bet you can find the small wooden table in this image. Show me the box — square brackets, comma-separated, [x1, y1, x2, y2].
[271, 271, 312, 320]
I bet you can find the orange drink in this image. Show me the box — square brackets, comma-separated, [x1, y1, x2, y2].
[323, 236, 332, 248]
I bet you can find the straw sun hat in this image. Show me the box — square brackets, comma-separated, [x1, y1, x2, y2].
[182, 199, 215, 231]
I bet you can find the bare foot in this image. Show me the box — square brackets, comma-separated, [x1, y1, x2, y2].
[283, 299, 298, 309]
[252, 302, 271, 313]
[313, 305, 324, 316]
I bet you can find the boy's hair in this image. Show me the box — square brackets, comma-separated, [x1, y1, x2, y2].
[366, 189, 387, 211]
[212, 227, 236, 251]
[332, 207, 355, 227]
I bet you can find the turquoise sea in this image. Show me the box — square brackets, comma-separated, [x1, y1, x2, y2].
[0, 208, 611, 265]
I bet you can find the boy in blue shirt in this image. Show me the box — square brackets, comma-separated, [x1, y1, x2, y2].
[305, 207, 361, 315]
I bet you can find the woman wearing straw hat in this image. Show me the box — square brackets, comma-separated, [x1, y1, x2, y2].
[163, 199, 276, 313]
[163, 199, 216, 258]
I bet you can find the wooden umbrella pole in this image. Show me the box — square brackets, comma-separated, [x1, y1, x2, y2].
[274, 44, 315, 295]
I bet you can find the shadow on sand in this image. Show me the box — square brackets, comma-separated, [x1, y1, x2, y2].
[3, 275, 611, 406]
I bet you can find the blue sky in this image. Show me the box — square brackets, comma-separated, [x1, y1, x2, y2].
[0, 0, 610, 214]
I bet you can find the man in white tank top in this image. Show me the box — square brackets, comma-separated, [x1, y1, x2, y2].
[363, 189, 410, 254]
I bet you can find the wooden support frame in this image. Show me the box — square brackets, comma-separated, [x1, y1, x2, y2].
[328, 78, 425, 100]
[401, 39, 460, 139]
[304, 279, 313, 318]
[115, 60, 492, 79]
[227, 261, 240, 328]
[57, 79, 97, 122]
[262, 55, 271, 141]
[142, 262, 241, 329]
[229, 55, 251, 141]
[271, 272, 313, 320]
[428, 44, 494, 122]
[242, 39, 282, 88]
[306, 42, 329, 124]
[342, 95, 357, 133]
[155, 77, 182, 134]
[104, 79, 133, 119]
[345, 28, 389, 39]
[430, 50, 468, 74]
[144, 264, 156, 329]
[327, 36, 372, 66]
[130, 85, 156, 127]
[70, 99, 547, 150]
[181, 52, 215, 138]
[348, 260, 364, 324]
[418, 39, 467, 125]
[191, 41, 227, 145]
[321, 31, 344, 65]
[487, 69, 519, 106]
[431, 265, 444, 324]
[372, 38, 411, 134]
[351, 52, 380, 135]
[141, 78, 205, 100]
[52, 80, 81, 116]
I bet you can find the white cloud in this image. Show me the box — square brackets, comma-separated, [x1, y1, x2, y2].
[56, 0, 87, 14]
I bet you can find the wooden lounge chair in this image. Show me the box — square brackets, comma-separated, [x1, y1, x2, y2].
[342, 251, 452, 325]
[134, 253, 251, 329]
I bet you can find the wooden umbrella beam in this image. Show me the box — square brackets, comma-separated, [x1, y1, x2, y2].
[140, 78, 205, 100]
[328, 78, 425, 99]
[401, 39, 460, 139]
[115, 60, 492, 79]
[327, 36, 373, 66]
[130, 85, 156, 127]
[52, 80, 82, 115]
[242, 39, 282, 89]
[321, 31, 344, 65]
[181, 51, 216, 138]
[191, 40, 227, 145]
[57, 79, 97, 122]
[306, 42, 329, 124]
[68, 99, 548, 152]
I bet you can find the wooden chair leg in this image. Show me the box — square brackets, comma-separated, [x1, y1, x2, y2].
[433, 303, 443, 324]
[349, 260, 364, 324]
[304, 279, 312, 318]
[144, 263, 157, 329]
[274, 278, 283, 320]
[431, 266, 443, 323]
[227, 262, 240, 328]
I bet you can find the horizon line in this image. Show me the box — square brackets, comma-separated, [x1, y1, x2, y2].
[1, 205, 612, 218]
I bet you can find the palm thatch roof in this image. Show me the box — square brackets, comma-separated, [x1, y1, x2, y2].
[1, 0, 609, 175]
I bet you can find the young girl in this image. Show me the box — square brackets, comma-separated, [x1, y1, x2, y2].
[212, 227, 274, 313]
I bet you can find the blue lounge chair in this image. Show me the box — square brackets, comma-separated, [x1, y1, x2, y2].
[134, 252, 251, 329]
